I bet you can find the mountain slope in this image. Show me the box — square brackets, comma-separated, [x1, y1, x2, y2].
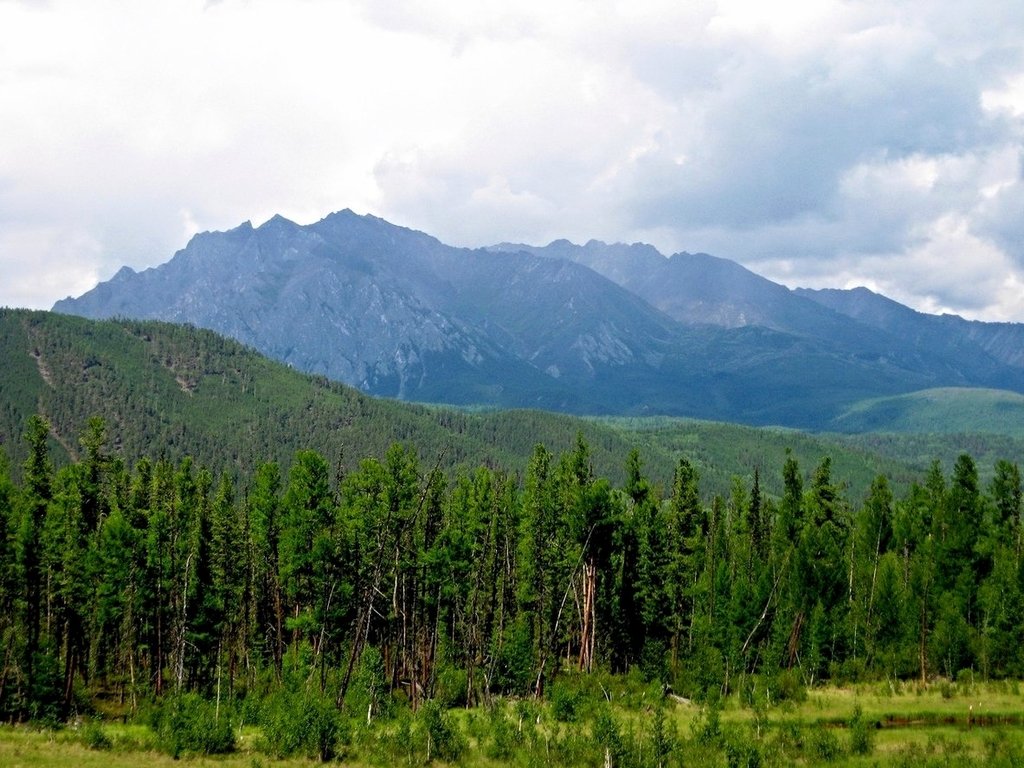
[0, 309, 952, 499]
[54, 210, 1024, 427]
[797, 286, 1024, 370]
[831, 387, 1024, 438]
[490, 239, 845, 332]
[497, 239, 1024, 388]
[1, 308, 658, 482]
[57, 211, 702, 414]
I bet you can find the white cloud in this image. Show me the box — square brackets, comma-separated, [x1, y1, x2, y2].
[0, 227, 101, 308]
[1, 0, 1023, 321]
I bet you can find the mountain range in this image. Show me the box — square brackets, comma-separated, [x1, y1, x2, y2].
[54, 210, 1024, 429]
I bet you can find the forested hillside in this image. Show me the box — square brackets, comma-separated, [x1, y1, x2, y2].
[0, 309, 653, 484]
[0, 416, 1021, 756]
[1, 308, 960, 500]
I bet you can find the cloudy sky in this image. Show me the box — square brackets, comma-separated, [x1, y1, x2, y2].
[2, 0, 1024, 321]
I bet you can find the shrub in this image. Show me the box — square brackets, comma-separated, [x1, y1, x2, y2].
[152, 692, 235, 757]
[346, 645, 392, 724]
[724, 727, 762, 768]
[24, 651, 65, 725]
[772, 719, 804, 757]
[550, 679, 583, 723]
[806, 726, 842, 763]
[773, 669, 807, 703]
[639, 638, 669, 684]
[651, 703, 678, 767]
[956, 668, 976, 694]
[592, 706, 624, 766]
[375, 709, 415, 765]
[261, 687, 342, 761]
[433, 662, 469, 708]
[491, 619, 535, 695]
[484, 704, 521, 761]
[419, 700, 464, 763]
[848, 703, 875, 756]
[80, 720, 112, 750]
[693, 700, 723, 747]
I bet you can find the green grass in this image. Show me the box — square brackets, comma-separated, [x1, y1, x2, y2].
[4, 680, 1024, 766]
[833, 387, 1024, 438]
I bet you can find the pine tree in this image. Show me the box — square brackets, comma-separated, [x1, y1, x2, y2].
[18, 415, 53, 706]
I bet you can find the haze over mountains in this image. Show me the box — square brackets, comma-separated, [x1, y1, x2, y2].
[54, 210, 1024, 429]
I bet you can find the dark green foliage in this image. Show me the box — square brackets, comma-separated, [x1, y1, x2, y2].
[151, 692, 235, 757]
[22, 651, 64, 724]
[261, 686, 342, 761]
[3, 342, 1024, 766]
[771, 670, 807, 703]
[550, 677, 584, 723]
[805, 726, 843, 762]
[724, 727, 763, 768]
[80, 720, 112, 750]
[848, 703, 875, 756]
[7, 307, 1011, 503]
[432, 663, 469, 709]
[419, 699, 464, 763]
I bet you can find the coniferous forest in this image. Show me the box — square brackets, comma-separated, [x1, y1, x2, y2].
[1, 412, 1023, 764]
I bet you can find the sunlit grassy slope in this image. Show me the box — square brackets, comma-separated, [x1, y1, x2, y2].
[833, 387, 1024, 439]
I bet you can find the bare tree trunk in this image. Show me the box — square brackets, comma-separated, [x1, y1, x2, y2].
[578, 561, 596, 672]
[174, 551, 195, 693]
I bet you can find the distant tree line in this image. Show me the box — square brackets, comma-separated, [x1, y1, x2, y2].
[0, 413, 1022, 724]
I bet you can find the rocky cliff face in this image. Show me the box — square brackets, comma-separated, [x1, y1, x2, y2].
[54, 210, 1024, 426]
[55, 211, 694, 412]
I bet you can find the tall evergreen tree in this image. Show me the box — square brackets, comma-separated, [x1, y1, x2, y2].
[18, 415, 53, 704]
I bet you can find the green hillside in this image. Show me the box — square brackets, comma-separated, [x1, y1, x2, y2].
[0, 310, 640, 482]
[833, 387, 1024, 438]
[2, 310, 1018, 501]
[596, 414, 1024, 495]
[591, 415, 923, 500]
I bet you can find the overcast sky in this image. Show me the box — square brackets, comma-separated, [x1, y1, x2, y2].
[3, 0, 1024, 321]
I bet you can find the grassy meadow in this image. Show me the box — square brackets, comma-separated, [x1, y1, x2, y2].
[2, 678, 1023, 767]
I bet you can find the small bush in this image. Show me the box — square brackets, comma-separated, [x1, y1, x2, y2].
[692, 700, 723, 747]
[81, 720, 112, 750]
[773, 720, 804, 757]
[806, 726, 842, 763]
[420, 700, 464, 763]
[376, 709, 415, 765]
[514, 698, 541, 752]
[848, 703, 875, 756]
[651, 703, 678, 767]
[346, 645, 392, 724]
[152, 692, 235, 757]
[639, 638, 669, 683]
[773, 669, 807, 703]
[484, 705, 521, 761]
[550, 679, 583, 723]
[261, 687, 342, 761]
[24, 651, 66, 726]
[724, 727, 762, 768]
[433, 663, 469, 708]
[956, 668, 976, 694]
[593, 706, 625, 766]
